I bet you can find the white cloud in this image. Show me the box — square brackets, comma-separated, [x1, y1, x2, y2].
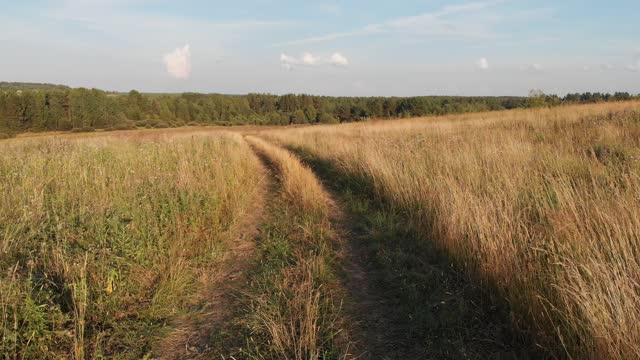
[302, 52, 318, 65]
[280, 52, 349, 69]
[281, 53, 299, 64]
[330, 52, 349, 66]
[280, 53, 300, 70]
[476, 57, 489, 70]
[163, 44, 192, 79]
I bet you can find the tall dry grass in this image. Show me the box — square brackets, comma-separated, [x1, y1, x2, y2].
[241, 136, 349, 359]
[247, 136, 328, 215]
[264, 101, 640, 359]
[0, 131, 263, 358]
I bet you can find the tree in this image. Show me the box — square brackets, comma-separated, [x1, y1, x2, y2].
[303, 106, 317, 123]
[317, 112, 338, 124]
[291, 110, 307, 124]
[2, 85, 635, 135]
[334, 104, 351, 122]
[528, 89, 547, 108]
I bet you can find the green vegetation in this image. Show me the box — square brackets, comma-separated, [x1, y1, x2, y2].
[1, 82, 638, 138]
[3, 100, 640, 359]
[0, 133, 263, 358]
[229, 137, 348, 359]
[0, 82, 70, 92]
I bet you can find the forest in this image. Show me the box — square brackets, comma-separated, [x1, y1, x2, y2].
[0, 82, 637, 137]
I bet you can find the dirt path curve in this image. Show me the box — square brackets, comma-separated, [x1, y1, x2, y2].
[246, 138, 420, 359]
[154, 156, 271, 359]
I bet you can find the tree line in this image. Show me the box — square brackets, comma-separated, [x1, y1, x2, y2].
[0, 83, 638, 137]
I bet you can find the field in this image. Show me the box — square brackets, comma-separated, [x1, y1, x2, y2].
[2, 101, 640, 359]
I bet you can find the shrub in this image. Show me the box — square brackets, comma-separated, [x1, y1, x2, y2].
[317, 113, 339, 124]
[114, 122, 136, 130]
[152, 121, 169, 128]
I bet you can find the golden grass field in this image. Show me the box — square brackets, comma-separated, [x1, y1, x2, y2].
[2, 101, 640, 359]
[264, 101, 640, 359]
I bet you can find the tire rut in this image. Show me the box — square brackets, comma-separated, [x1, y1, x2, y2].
[154, 152, 272, 359]
[286, 145, 546, 360]
[326, 198, 419, 359]
[248, 138, 416, 359]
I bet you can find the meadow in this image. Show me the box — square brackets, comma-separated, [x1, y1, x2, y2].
[264, 101, 640, 359]
[0, 131, 264, 358]
[1, 101, 640, 359]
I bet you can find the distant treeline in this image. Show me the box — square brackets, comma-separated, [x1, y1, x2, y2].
[0, 83, 638, 137]
[0, 82, 70, 92]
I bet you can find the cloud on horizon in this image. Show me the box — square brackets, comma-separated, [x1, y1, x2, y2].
[476, 57, 489, 70]
[302, 52, 318, 65]
[280, 52, 349, 69]
[164, 44, 192, 79]
[330, 52, 349, 66]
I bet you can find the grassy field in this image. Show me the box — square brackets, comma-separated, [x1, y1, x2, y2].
[0, 132, 264, 358]
[234, 136, 349, 359]
[1, 101, 639, 359]
[264, 101, 640, 359]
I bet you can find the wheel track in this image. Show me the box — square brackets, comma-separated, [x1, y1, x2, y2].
[283, 143, 547, 359]
[246, 136, 410, 359]
[154, 143, 272, 359]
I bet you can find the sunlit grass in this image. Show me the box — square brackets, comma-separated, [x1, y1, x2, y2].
[0, 132, 263, 358]
[237, 136, 349, 359]
[264, 101, 640, 359]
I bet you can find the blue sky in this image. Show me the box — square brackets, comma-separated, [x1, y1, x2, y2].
[1, 0, 639, 95]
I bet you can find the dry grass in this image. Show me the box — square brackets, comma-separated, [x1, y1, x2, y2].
[262, 101, 640, 359]
[240, 136, 349, 359]
[0, 131, 264, 358]
[5, 100, 639, 358]
[246, 136, 328, 215]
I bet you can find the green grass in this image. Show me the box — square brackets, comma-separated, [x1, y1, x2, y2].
[232, 196, 344, 359]
[219, 137, 349, 360]
[0, 133, 262, 359]
[4, 101, 639, 359]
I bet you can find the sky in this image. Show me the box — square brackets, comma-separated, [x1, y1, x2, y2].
[1, 0, 639, 96]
